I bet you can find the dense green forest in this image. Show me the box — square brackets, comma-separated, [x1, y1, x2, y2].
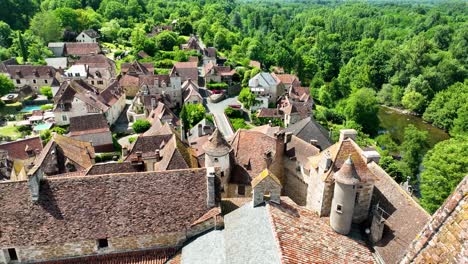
[0, 0, 466, 212]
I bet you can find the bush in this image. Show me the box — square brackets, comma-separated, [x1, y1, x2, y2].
[95, 152, 120, 163]
[224, 107, 243, 118]
[128, 136, 137, 144]
[40, 104, 54, 110]
[132, 119, 151, 133]
[51, 126, 67, 135]
[230, 118, 249, 131]
[206, 82, 228, 90]
[40, 86, 53, 99]
[154, 59, 174, 68]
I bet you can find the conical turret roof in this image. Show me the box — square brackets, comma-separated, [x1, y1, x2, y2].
[334, 155, 361, 185]
[202, 129, 231, 156]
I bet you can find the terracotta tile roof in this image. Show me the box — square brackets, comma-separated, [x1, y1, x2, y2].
[309, 139, 376, 183]
[3, 65, 57, 80]
[249, 60, 261, 68]
[249, 124, 281, 137]
[147, 102, 179, 126]
[288, 86, 310, 102]
[268, 197, 376, 264]
[0, 168, 212, 247]
[257, 108, 282, 118]
[272, 73, 300, 86]
[69, 114, 110, 136]
[203, 47, 217, 58]
[72, 54, 114, 69]
[285, 135, 320, 166]
[401, 176, 467, 264]
[38, 247, 177, 264]
[121, 61, 154, 75]
[64, 42, 101, 56]
[30, 134, 95, 176]
[171, 62, 198, 81]
[86, 162, 145, 175]
[230, 129, 279, 180]
[367, 162, 431, 264]
[0, 137, 42, 160]
[125, 134, 173, 160]
[54, 79, 123, 113]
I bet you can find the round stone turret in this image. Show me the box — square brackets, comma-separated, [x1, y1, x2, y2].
[203, 129, 231, 191]
[330, 156, 361, 235]
[202, 129, 231, 157]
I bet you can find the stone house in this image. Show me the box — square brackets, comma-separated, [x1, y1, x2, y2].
[123, 123, 190, 171]
[170, 62, 198, 84]
[248, 72, 284, 104]
[0, 137, 43, 182]
[182, 79, 203, 104]
[0, 167, 220, 263]
[284, 116, 331, 151]
[69, 114, 113, 153]
[53, 79, 126, 126]
[64, 54, 117, 91]
[272, 73, 301, 93]
[203, 61, 235, 85]
[279, 97, 312, 127]
[75, 29, 100, 43]
[0, 59, 60, 92]
[28, 133, 95, 177]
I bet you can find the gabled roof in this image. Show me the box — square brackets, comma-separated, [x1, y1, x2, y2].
[0, 168, 213, 247]
[2, 65, 57, 80]
[285, 134, 320, 166]
[171, 62, 198, 81]
[249, 72, 279, 88]
[268, 197, 376, 263]
[69, 114, 110, 136]
[147, 101, 179, 126]
[64, 43, 101, 56]
[251, 169, 281, 187]
[272, 73, 300, 86]
[257, 108, 282, 118]
[230, 129, 279, 180]
[81, 29, 100, 39]
[284, 117, 331, 151]
[249, 124, 281, 137]
[309, 138, 376, 183]
[367, 161, 431, 263]
[30, 134, 95, 176]
[121, 61, 154, 75]
[0, 137, 43, 161]
[85, 162, 144, 175]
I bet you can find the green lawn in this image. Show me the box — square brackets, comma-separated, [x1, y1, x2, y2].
[0, 125, 21, 140]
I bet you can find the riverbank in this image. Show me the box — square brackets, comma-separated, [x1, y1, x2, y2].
[377, 106, 449, 147]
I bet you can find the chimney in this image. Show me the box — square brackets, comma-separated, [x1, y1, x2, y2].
[369, 205, 386, 244]
[155, 149, 161, 161]
[339, 129, 357, 142]
[206, 167, 216, 208]
[263, 151, 273, 167]
[28, 172, 43, 202]
[198, 123, 203, 137]
[284, 132, 293, 144]
[362, 150, 381, 164]
[122, 146, 128, 157]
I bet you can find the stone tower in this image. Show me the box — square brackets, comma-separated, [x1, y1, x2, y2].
[202, 129, 231, 190]
[330, 156, 361, 235]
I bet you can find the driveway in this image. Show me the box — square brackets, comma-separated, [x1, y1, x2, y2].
[206, 96, 239, 138]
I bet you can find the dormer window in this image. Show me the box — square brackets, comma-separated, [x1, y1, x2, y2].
[75, 73, 80, 77]
[16, 79, 20, 84]
[7, 248, 18, 261]
[33, 79, 37, 84]
[336, 204, 343, 214]
[97, 238, 109, 249]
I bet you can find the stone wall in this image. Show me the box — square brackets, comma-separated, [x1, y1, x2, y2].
[352, 183, 374, 223]
[306, 169, 324, 213]
[320, 182, 334, 217]
[5, 221, 219, 263]
[284, 160, 308, 206]
[226, 183, 252, 198]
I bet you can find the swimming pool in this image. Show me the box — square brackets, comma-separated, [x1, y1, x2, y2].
[20, 106, 42, 112]
[33, 123, 53, 131]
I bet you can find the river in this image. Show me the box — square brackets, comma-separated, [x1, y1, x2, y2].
[377, 106, 450, 148]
